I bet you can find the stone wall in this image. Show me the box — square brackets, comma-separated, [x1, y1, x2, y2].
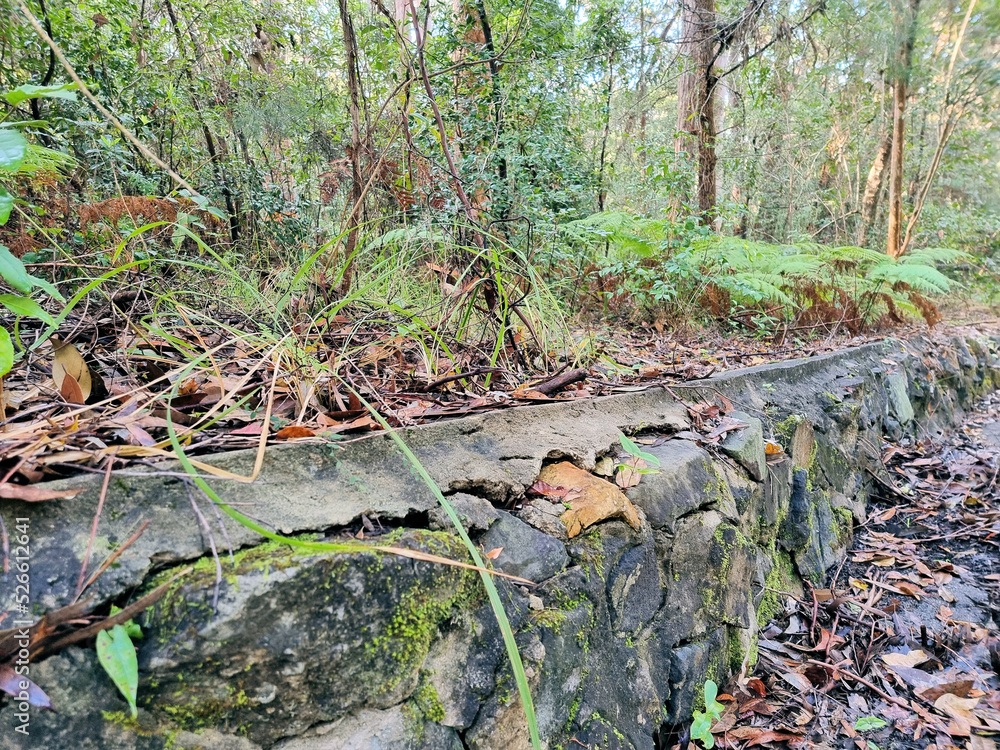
[2, 333, 998, 750]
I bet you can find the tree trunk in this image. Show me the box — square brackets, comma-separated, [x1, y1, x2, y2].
[597, 48, 615, 213]
[338, 0, 364, 292]
[900, 0, 976, 255]
[677, 0, 718, 224]
[676, 0, 718, 221]
[886, 0, 921, 258]
[163, 0, 238, 241]
[858, 132, 891, 247]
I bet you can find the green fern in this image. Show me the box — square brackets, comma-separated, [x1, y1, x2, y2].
[557, 210, 963, 330]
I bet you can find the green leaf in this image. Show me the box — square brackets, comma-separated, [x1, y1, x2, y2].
[0, 129, 28, 172]
[637, 449, 660, 467]
[0, 246, 33, 293]
[854, 717, 887, 732]
[0, 294, 55, 325]
[619, 433, 641, 457]
[691, 712, 715, 749]
[108, 605, 143, 640]
[703, 679, 718, 706]
[0, 327, 13, 377]
[3, 83, 78, 107]
[96, 625, 139, 717]
[0, 185, 12, 225]
[26, 274, 65, 302]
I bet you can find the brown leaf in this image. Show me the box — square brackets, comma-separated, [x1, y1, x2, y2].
[275, 425, 316, 440]
[126, 424, 157, 447]
[231, 422, 264, 436]
[484, 547, 503, 560]
[60, 370, 85, 404]
[706, 417, 749, 441]
[0, 483, 81, 502]
[813, 627, 846, 652]
[0, 664, 52, 710]
[747, 677, 767, 697]
[745, 730, 804, 747]
[935, 693, 979, 736]
[895, 581, 924, 598]
[917, 680, 975, 702]
[739, 698, 774, 716]
[882, 649, 932, 668]
[51, 337, 92, 402]
[527, 480, 569, 499]
[779, 671, 813, 692]
[970, 736, 997, 750]
[537, 462, 642, 539]
[615, 456, 646, 489]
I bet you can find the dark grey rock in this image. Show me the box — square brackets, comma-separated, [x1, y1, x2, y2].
[666, 628, 728, 722]
[479, 512, 569, 582]
[721, 411, 767, 481]
[271, 706, 464, 750]
[886, 371, 915, 424]
[626, 440, 717, 529]
[135, 531, 479, 747]
[428, 492, 500, 533]
[607, 539, 663, 633]
[517, 497, 568, 539]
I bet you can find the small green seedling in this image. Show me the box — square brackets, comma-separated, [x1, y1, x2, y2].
[97, 606, 143, 717]
[618, 434, 661, 475]
[690, 680, 725, 749]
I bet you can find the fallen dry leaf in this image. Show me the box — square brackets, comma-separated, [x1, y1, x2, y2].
[59, 370, 85, 404]
[745, 730, 804, 747]
[970, 736, 997, 750]
[882, 649, 932, 668]
[935, 692, 980, 736]
[917, 680, 975, 702]
[615, 456, 646, 489]
[51, 337, 92, 402]
[275, 425, 316, 440]
[527, 480, 570, 499]
[0, 664, 52, 710]
[537, 461, 642, 538]
[779, 670, 813, 692]
[0, 483, 82, 502]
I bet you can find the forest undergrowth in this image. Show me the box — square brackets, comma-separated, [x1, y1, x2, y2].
[0, 175, 997, 493]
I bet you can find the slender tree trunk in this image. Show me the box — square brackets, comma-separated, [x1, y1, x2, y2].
[676, 0, 717, 221]
[338, 0, 364, 292]
[597, 48, 615, 213]
[472, 0, 509, 220]
[900, 0, 976, 255]
[858, 132, 892, 247]
[163, 0, 238, 240]
[886, 0, 921, 258]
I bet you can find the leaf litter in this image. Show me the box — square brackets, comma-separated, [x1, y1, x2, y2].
[0, 296, 905, 490]
[679, 390, 1000, 750]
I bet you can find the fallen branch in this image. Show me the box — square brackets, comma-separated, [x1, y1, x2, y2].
[534, 368, 589, 396]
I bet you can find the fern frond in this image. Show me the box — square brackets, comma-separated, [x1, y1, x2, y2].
[868, 263, 952, 294]
[821, 245, 888, 267]
[11, 144, 76, 175]
[901, 247, 971, 266]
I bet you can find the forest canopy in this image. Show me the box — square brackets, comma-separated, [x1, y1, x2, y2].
[0, 0, 999, 384]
